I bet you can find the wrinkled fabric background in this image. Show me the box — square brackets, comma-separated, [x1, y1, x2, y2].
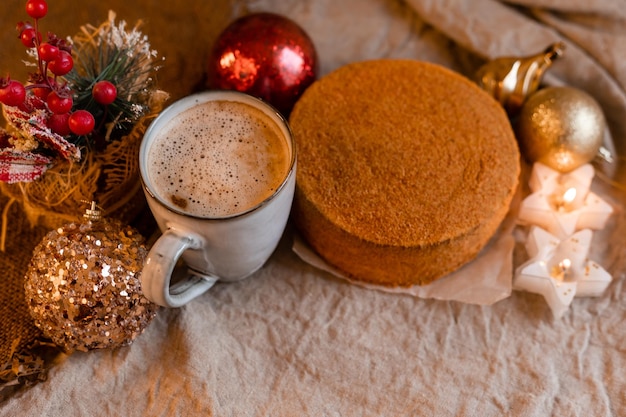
[1, 0, 626, 415]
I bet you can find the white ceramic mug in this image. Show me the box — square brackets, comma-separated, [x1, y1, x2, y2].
[139, 90, 296, 307]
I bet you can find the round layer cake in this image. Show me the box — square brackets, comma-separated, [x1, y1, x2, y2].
[290, 59, 520, 287]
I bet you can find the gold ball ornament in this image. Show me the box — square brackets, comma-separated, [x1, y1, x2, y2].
[24, 205, 158, 353]
[516, 86, 606, 172]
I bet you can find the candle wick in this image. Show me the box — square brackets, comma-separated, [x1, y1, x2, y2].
[551, 258, 572, 281]
[563, 187, 577, 204]
[553, 186, 578, 212]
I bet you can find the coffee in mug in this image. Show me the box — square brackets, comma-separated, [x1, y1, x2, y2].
[147, 100, 291, 218]
[139, 91, 296, 307]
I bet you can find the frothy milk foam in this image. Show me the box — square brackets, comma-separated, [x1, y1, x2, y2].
[147, 100, 291, 217]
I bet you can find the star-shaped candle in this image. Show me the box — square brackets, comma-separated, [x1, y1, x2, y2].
[514, 226, 612, 318]
[518, 163, 613, 239]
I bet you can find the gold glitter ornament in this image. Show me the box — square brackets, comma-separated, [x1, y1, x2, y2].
[24, 203, 157, 353]
[516, 86, 606, 173]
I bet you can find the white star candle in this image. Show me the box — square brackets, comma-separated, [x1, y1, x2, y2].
[514, 226, 612, 318]
[518, 163, 613, 239]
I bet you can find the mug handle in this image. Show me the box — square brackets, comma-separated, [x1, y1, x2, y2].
[142, 228, 218, 307]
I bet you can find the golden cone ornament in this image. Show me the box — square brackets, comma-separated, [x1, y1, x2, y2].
[475, 42, 565, 116]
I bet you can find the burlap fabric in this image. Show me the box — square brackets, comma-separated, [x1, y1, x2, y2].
[0, 193, 59, 400]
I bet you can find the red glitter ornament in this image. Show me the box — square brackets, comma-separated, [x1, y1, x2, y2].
[207, 12, 318, 116]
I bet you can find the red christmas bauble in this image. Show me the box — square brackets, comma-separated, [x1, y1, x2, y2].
[207, 12, 318, 116]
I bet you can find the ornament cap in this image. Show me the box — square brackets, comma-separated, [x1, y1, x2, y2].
[83, 200, 103, 222]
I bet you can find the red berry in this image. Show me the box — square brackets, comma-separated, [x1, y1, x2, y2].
[19, 27, 41, 48]
[68, 110, 95, 136]
[0, 80, 26, 107]
[46, 91, 73, 114]
[92, 81, 117, 105]
[48, 51, 73, 76]
[38, 42, 59, 62]
[47, 113, 71, 136]
[26, 0, 48, 19]
[31, 88, 49, 99]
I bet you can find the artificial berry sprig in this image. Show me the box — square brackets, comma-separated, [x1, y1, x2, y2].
[1, 0, 95, 138]
[0, 1, 157, 183]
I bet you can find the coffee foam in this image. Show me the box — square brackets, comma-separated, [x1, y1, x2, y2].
[148, 100, 291, 217]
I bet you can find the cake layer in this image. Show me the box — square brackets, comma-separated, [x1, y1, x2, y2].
[290, 59, 520, 287]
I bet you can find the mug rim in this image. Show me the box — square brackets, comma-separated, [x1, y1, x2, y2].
[139, 90, 296, 220]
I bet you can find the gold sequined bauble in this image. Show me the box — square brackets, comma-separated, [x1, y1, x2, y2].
[516, 86, 605, 172]
[24, 216, 158, 353]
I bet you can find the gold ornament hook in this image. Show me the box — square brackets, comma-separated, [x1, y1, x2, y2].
[82, 200, 103, 222]
[475, 42, 565, 115]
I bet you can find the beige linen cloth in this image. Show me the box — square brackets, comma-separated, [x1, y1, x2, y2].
[2, 0, 626, 415]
